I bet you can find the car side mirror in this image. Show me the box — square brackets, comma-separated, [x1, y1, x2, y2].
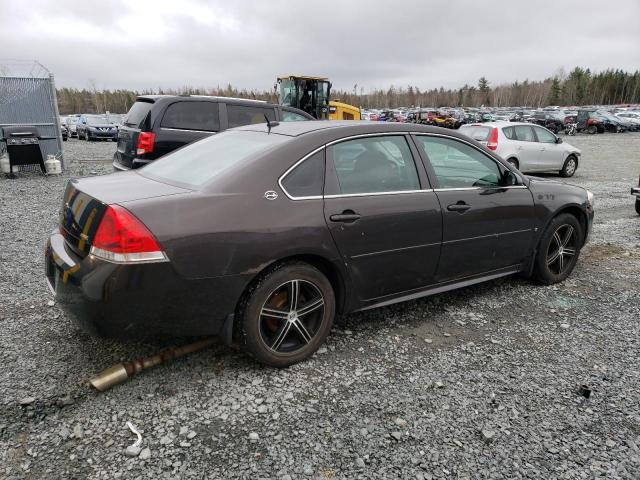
[502, 170, 519, 186]
[556, 137, 563, 144]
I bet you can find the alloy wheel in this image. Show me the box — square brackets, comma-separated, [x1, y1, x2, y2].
[259, 279, 325, 353]
[564, 158, 576, 176]
[546, 224, 577, 275]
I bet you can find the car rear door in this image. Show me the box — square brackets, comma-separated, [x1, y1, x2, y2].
[323, 134, 442, 301]
[153, 101, 221, 158]
[412, 134, 535, 282]
[224, 104, 277, 128]
[512, 125, 540, 171]
[532, 126, 564, 171]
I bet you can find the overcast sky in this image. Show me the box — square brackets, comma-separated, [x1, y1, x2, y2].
[1, 0, 638, 92]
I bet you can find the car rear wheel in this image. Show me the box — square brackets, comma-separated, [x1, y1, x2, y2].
[239, 262, 335, 367]
[560, 155, 577, 177]
[507, 158, 519, 170]
[587, 125, 597, 134]
[533, 213, 582, 285]
[636, 199, 640, 215]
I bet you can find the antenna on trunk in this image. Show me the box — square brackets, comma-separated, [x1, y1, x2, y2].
[264, 115, 279, 133]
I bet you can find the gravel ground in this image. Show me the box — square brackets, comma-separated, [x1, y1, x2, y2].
[1, 134, 639, 479]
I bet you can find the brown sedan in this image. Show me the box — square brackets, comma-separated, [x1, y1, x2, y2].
[46, 121, 594, 366]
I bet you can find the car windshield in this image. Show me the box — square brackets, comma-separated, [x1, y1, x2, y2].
[86, 116, 113, 125]
[66, 117, 78, 125]
[140, 130, 289, 188]
[460, 125, 492, 141]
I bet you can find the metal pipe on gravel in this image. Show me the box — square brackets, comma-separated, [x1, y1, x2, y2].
[89, 338, 217, 391]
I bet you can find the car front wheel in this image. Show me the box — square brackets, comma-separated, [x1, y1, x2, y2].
[239, 262, 335, 367]
[533, 213, 583, 285]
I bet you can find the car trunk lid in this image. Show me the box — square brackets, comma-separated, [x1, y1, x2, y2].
[59, 172, 190, 258]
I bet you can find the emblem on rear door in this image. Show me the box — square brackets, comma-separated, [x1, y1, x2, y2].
[264, 191, 278, 201]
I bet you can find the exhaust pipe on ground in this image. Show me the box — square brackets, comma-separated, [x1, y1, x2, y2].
[89, 338, 217, 391]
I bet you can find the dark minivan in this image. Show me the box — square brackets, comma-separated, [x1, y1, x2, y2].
[113, 95, 313, 170]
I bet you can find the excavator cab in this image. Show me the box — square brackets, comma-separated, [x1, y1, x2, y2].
[277, 76, 331, 119]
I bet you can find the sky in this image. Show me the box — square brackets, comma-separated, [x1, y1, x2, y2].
[1, 0, 639, 92]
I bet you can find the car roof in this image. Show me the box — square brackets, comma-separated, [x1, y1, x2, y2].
[461, 122, 532, 128]
[235, 120, 485, 140]
[136, 94, 269, 106]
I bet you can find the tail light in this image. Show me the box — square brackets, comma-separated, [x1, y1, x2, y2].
[136, 132, 155, 156]
[91, 205, 167, 263]
[487, 127, 499, 150]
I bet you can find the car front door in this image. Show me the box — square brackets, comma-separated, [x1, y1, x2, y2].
[533, 126, 564, 171]
[412, 134, 535, 282]
[323, 134, 442, 301]
[512, 125, 540, 171]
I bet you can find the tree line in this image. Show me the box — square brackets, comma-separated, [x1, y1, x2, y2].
[56, 67, 640, 114]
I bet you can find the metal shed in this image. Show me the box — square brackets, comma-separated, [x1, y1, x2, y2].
[0, 60, 64, 167]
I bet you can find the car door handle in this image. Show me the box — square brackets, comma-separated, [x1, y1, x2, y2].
[447, 202, 471, 213]
[330, 211, 361, 223]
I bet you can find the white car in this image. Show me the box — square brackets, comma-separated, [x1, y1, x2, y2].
[459, 122, 581, 177]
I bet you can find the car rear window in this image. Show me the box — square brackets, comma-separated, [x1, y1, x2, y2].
[161, 101, 220, 132]
[124, 100, 153, 128]
[460, 125, 491, 142]
[139, 130, 288, 188]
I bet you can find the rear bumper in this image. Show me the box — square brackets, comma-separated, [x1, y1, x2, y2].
[632, 186, 640, 198]
[113, 152, 151, 171]
[45, 230, 249, 339]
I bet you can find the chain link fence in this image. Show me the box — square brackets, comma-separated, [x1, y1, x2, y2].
[0, 60, 64, 168]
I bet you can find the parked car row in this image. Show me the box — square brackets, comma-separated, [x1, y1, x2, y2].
[360, 106, 640, 134]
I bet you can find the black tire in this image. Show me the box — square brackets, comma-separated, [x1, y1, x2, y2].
[86, 133, 91, 141]
[507, 158, 519, 170]
[587, 125, 597, 135]
[636, 199, 640, 216]
[560, 155, 578, 177]
[239, 262, 335, 367]
[533, 213, 583, 285]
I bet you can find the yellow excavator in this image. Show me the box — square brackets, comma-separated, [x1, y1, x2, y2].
[276, 75, 361, 120]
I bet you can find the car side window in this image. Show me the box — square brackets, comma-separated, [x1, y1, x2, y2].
[330, 136, 420, 195]
[533, 126, 556, 143]
[227, 105, 276, 128]
[281, 150, 325, 198]
[415, 136, 503, 189]
[514, 125, 535, 142]
[502, 126, 515, 139]
[281, 110, 309, 122]
[161, 102, 220, 132]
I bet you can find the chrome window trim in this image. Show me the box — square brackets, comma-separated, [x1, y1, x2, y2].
[433, 185, 528, 192]
[278, 131, 528, 201]
[324, 189, 434, 199]
[278, 145, 326, 200]
[279, 132, 421, 201]
[160, 127, 217, 133]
